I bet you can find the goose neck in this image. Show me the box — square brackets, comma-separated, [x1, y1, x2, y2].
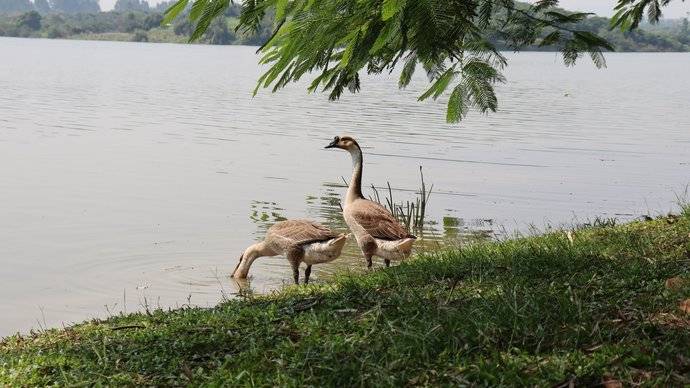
[346, 146, 364, 204]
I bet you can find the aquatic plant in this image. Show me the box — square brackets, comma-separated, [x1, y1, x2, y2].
[368, 166, 432, 235]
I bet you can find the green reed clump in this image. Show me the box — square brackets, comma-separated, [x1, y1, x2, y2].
[369, 166, 433, 235]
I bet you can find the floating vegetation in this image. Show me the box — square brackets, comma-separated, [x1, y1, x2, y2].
[249, 200, 287, 234]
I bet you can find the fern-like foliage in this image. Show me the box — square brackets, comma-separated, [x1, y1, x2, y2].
[163, 0, 675, 123]
[611, 0, 685, 31]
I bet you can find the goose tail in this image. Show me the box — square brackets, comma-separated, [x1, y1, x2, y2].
[396, 237, 416, 252]
[328, 233, 350, 252]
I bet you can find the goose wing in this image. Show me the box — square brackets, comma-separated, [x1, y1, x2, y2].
[348, 200, 414, 241]
[268, 220, 338, 246]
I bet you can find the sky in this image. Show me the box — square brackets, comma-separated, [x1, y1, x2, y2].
[535, 0, 690, 18]
[98, 0, 690, 17]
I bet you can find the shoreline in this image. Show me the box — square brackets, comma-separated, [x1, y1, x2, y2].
[2, 208, 689, 385]
[2, 35, 690, 53]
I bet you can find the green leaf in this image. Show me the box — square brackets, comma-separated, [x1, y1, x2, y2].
[189, 0, 209, 21]
[561, 43, 579, 67]
[275, 0, 289, 21]
[382, 0, 406, 21]
[477, 0, 493, 28]
[545, 11, 592, 23]
[647, 0, 661, 23]
[589, 50, 606, 69]
[418, 68, 455, 101]
[253, 70, 271, 96]
[398, 53, 417, 88]
[370, 19, 399, 54]
[574, 31, 615, 51]
[534, 0, 559, 11]
[307, 67, 338, 93]
[339, 29, 360, 69]
[539, 30, 561, 47]
[189, 0, 229, 42]
[462, 59, 503, 83]
[162, 0, 189, 25]
[446, 84, 466, 123]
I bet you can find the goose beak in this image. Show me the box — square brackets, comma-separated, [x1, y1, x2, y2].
[324, 137, 339, 149]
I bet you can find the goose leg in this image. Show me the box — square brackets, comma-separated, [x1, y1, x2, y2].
[287, 246, 304, 285]
[291, 264, 299, 284]
[384, 259, 391, 268]
[304, 265, 312, 284]
[361, 238, 376, 270]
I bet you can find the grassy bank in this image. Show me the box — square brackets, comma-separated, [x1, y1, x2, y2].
[2, 210, 690, 386]
[69, 28, 187, 43]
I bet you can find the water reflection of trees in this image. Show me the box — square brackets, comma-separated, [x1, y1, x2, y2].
[306, 183, 349, 232]
[248, 200, 287, 239]
[243, 182, 498, 285]
[249, 183, 496, 247]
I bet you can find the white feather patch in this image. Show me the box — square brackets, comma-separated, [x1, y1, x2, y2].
[374, 238, 415, 260]
[303, 235, 348, 265]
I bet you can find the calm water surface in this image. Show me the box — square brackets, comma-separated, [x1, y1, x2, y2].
[1, 37, 689, 336]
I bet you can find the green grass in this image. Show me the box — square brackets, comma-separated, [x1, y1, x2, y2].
[2, 210, 690, 386]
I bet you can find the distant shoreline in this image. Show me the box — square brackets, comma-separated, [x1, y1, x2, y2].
[3, 35, 690, 54]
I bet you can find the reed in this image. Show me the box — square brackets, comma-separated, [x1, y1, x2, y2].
[369, 166, 433, 235]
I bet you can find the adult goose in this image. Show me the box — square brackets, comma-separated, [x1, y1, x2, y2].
[325, 136, 416, 268]
[232, 220, 348, 284]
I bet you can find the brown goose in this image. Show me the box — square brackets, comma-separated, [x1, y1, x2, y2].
[325, 136, 416, 268]
[232, 220, 348, 284]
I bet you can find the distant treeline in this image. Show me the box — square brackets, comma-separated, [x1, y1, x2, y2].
[0, 0, 688, 51]
[0, 0, 171, 14]
[564, 16, 689, 52]
[0, 2, 272, 43]
[1, 0, 101, 15]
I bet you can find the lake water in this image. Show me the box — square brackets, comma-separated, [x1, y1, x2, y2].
[1, 37, 689, 337]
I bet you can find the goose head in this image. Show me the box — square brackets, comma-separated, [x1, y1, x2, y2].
[232, 243, 264, 279]
[231, 251, 251, 279]
[324, 136, 360, 152]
